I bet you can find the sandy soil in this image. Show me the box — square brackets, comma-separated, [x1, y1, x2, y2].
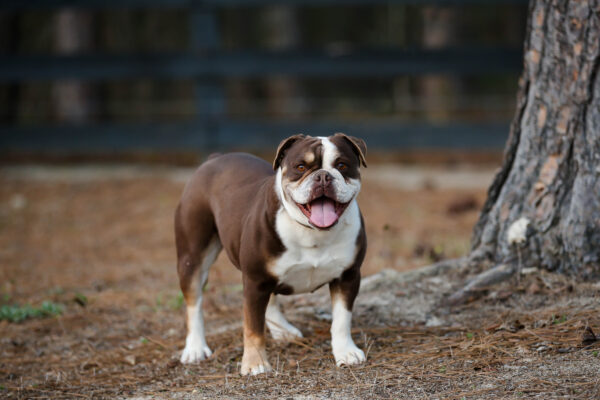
[1, 164, 598, 399]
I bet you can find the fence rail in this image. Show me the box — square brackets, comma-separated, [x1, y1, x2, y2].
[1, 120, 510, 151]
[3, 0, 529, 10]
[0, 0, 526, 153]
[0, 48, 523, 82]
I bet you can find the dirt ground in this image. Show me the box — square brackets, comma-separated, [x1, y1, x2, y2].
[1, 163, 599, 399]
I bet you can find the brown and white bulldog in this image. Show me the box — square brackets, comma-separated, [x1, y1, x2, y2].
[174, 133, 367, 375]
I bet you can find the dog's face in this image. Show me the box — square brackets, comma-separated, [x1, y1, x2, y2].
[273, 133, 367, 229]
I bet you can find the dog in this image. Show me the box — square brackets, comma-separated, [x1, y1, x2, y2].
[174, 133, 367, 375]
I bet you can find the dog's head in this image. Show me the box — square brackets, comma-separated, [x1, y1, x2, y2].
[273, 133, 367, 229]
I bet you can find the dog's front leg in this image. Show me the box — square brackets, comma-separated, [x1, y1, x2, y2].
[329, 269, 366, 367]
[241, 278, 272, 376]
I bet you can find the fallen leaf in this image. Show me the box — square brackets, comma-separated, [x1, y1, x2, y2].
[526, 282, 541, 295]
[494, 290, 513, 300]
[81, 361, 99, 370]
[557, 347, 573, 353]
[446, 196, 478, 215]
[485, 323, 501, 332]
[124, 355, 136, 366]
[313, 328, 329, 336]
[582, 327, 598, 346]
[496, 320, 525, 333]
[288, 359, 300, 367]
[521, 267, 538, 275]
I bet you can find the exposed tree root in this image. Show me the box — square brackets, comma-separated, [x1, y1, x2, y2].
[447, 262, 517, 306]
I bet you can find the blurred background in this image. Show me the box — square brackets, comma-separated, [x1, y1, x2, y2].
[1, 1, 530, 382]
[5, 4, 600, 396]
[0, 0, 528, 161]
[1, 0, 529, 338]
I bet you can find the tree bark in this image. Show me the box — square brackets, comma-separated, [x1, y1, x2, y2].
[470, 0, 600, 278]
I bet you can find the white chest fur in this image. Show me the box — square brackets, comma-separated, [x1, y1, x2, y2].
[270, 200, 361, 294]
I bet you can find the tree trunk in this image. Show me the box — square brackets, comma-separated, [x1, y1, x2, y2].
[470, 0, 600, 278]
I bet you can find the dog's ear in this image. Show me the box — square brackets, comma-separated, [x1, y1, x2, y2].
[273, 134, 305, 170]
[333, 133, 367, 168]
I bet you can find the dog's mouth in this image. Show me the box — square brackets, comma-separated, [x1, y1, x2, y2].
[296, 196, 350, 229]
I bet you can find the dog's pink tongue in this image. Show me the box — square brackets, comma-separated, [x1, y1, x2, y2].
[309, 198, 338, 228]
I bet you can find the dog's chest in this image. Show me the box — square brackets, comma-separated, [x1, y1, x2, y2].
[270, 203, 361, 294]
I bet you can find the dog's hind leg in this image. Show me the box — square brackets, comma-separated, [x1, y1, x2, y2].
[175, 204, 222, 363]
[266, 295, 303, 342]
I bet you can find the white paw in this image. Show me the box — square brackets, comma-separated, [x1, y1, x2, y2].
[240, 341, 271, 376]
[241, 361, 272, 376]
[180, 342, 212, 364]
[333, 343, 366, 367]
[268, 322, 303, 342]
[249, 363, 272, 376]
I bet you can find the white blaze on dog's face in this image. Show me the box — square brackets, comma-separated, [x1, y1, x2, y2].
[273, 133, 367, 229]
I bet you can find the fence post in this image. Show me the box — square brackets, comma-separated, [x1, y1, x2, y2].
[189, 3, 223, 150]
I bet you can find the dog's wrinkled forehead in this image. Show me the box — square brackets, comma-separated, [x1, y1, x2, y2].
[274, 134, 365, 181]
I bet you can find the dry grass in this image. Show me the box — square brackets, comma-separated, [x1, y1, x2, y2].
[1, 165, 599, 399]
[2, 292, 599, 399]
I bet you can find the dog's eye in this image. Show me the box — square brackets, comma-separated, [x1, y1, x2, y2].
[296, 164, 306, 172]
[336, 162, 348, 171]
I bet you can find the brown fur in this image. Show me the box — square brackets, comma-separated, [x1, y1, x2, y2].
[175, 136, 367, 374]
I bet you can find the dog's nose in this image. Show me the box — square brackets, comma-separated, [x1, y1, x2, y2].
[314, 170, 332, 184]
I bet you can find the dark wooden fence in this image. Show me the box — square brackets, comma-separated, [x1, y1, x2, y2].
[0, 0, 528, 154]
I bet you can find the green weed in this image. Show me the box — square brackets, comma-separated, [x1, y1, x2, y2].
[168, 292, 184, 310]
[0, 301, 63, 322]
[74, 293, 88, 307]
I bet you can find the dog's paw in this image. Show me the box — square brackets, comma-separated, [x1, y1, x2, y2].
[241, 348, 272, 376]
[268, 322, 303, 342]
[241, 361, 272, 376]
[333, 343, 366, 367]
[180, 342, 212, 364]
